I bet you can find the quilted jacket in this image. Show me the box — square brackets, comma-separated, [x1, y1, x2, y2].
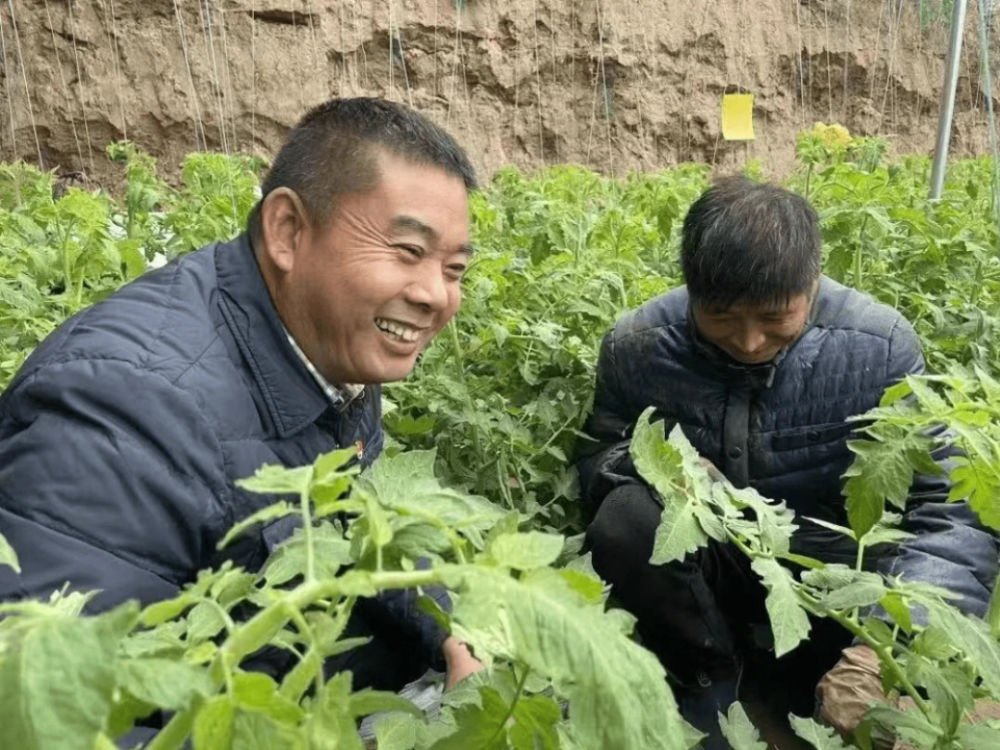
[576, 276, 999, 617]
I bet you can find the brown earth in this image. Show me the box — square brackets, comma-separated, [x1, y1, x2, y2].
[0, 0, 998, 188]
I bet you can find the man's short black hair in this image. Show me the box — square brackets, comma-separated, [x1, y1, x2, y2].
[680, 176, 821, 310]
[248, 97, 477, 241]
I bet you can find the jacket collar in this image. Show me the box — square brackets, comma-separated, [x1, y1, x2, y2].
[214, 233, 330, 437]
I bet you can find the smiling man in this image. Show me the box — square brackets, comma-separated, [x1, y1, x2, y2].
[0, 98, 481, 742]
[576, 177, 997, 746]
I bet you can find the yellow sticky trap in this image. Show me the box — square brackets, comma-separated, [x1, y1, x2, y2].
[721, 94, 755, 141]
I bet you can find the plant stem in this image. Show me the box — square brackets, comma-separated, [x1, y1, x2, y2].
[987, 573, 1000, 639]
[487, 664, 531, 745]
[797, 588, 933, 718]
[448, 320, 485, 492]
[144, 704, 197, 750]
[301, 483, 315, 582]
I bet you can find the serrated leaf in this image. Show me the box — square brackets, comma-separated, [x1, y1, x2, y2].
[865, 704, 941, 748]
[452, 566, 688, 750]
[489, 531, 565, 571]
[956, 722, 1000, 749]
[788, 714, 848, 749]
[303, 672, 365, 750]
[0, 604, 137, 750]
[118, 658, 213, 711]
[236, 464, 314, 497]
[428, 685, 509, 750]
[231, 709, 305, 749]
[801, 564, 862, 591]
[374, 714, 420, 750]
[630, 411, 712, 564]
[842, 438, 913, 538]
[879, 591, 913, 633]
[193, 695, 235, 750]
[909, 657, 973, 737]
[718, 702, 767, 750]
[929, 601, 1000, 700]
[349, 690, 423, 719]
[218, 501, 295, 550]
[262, 522, 352, 586]
[186, 601, 227, 643]
[820, 577, 887, 611]
[751, 558, 811, 657]
[509, 693, 561, 749]
[949, 457, 1000, 531]
[0, 531, 20, 573]
[355, 450, 503, 541]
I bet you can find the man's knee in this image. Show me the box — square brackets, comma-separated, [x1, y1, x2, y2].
[586, 483, 662, 567]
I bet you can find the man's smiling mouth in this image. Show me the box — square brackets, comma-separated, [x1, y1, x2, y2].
[374, 317, 421, 343]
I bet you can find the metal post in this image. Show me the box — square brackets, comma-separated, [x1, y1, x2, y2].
[930, 0, 970, 199]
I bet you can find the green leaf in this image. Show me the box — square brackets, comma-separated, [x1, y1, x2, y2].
[303, 672, 365, 750]
[629, 413, 710, 564]
[218, 501, 295, 550]
[0, 604, 137, 750]
[819, 577, 887, 611]
[231, 709, 305, 750]
[865, 704, 941, 748]
[956, 722, 1000, 750]
[193, 695, 235, 750]
[909, 658, 973, 737]
[186, 601, 228, 643]
[0, 531, 20, 573]
[788, 715, 848, 749]
[452, 566, 689, 750]
[929, 601, 1000, 700]
[428, 686, 509, 750]
[489, 531, 565, 571]
[236, 464, 314, 497]
[374, 714, 420, 750]
[349, 689, 423, 719]
[879, 591, 913, 633]
[118, 658, 213, 711]
[751, 558, 811, 657]
[509, 693, 561, 749]
[718, 702, 767, 750]
[263, 522, 352, 586]
[842, 438, 913, 538]
[801, 564, 864, 591]
[232, 672, 304, 724]
[355, 450, 504, 542]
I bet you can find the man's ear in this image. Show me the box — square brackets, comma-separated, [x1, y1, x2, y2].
[259, 188, 310, 273]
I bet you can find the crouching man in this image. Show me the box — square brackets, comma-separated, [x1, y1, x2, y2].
[575, 177, 998, 746]
[0, 98, 482, 744]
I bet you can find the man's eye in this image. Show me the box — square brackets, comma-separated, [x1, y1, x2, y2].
[398, 245, 422, 257]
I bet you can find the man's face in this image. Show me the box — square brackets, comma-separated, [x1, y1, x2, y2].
[281, 153, 471, 385]
[692, 291, 814, 365]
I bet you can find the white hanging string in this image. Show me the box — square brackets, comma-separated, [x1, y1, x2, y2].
[217, 6, 240, 152]
[104, 0, 128, 141]
[0, 7, 19, 160]
[6, 0, 43, 167]
[196, 0, 237, 223]
[533, 0, 546, 164]
[197, 0, 232, 155]
[67, 0, 96, 172]
[172, 0, 206, 150]
[43, 0, 85, 169]
[251, 0, 257, 149]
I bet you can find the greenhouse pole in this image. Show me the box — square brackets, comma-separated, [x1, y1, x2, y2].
[930, 0, 970, 199]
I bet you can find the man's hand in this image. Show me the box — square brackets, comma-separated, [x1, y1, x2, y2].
[442, 636, 483, 691]
[816, 644, 886, 737]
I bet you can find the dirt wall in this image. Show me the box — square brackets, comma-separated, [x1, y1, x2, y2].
[1, 0, 998, 186]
